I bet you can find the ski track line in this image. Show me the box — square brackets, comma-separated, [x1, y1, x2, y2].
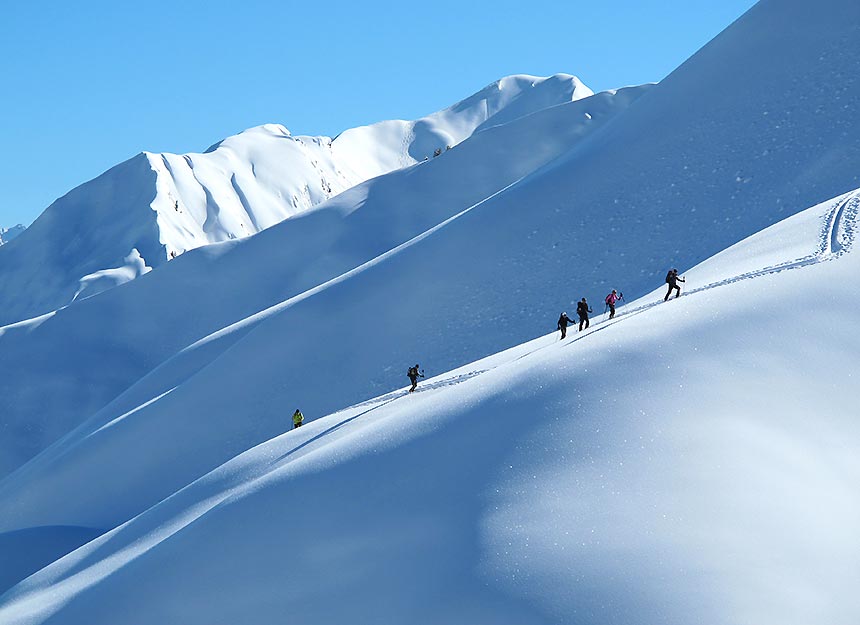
[599, 190, 859, 324]
[337, 369, 489, 413]
[273, 370, 490, 463]
[684, 191, 859, 297]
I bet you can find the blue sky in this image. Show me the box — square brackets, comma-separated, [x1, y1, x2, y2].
[0, 0, 756, 226]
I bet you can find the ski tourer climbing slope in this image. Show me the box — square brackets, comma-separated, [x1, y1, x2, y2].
[604, 289, 622, 319]
[557, 311, 575, 339]
[664, 269, 685, 301]
[576, 298, 593, 331]
[407, 364, 424, 392]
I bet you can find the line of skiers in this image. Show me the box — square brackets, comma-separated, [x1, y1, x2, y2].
[294, 270, 685, 427]
[557, 269, 684, 340]
[556, 295, 598, 339]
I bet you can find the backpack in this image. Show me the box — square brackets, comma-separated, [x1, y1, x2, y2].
[665, 271, 673, 284]
[408, 366, 417, 378]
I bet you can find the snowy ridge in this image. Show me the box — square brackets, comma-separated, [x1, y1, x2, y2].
[0, 74, 590, 327]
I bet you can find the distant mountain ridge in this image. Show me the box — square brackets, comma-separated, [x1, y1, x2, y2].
[0, 74, 591, 327]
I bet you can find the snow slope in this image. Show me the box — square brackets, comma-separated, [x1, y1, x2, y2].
[0, 84, 645, 482]
[2, 0, 860, 619]
[0, 74, 591, 326]
[1, 188, 858, 625]
[4, 0, 859, 530]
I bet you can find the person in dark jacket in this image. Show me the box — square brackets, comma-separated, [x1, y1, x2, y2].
[576, 298, 593, 331]
[557, 312, 575, 339]
[407, 364, 424, 392]
[664, 268, 685, 301]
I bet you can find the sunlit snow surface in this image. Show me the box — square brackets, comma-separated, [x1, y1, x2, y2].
[1, 190, 858, 625]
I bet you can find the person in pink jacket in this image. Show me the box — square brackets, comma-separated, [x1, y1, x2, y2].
[604, 289, 622, 319]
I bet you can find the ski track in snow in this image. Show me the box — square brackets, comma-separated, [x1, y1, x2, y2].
[597, 190, 859, 322]
[683, 190, 858, 294]
[334, 369, 489, 412]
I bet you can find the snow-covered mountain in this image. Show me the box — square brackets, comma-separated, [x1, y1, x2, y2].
[0, 74, 592, 327]
[0, 82, 647, 481]
[0, 225, 25, 245]
[2, 0, 860, 622]
[3, 187, 859, 625]
[6, 190, 860, 625]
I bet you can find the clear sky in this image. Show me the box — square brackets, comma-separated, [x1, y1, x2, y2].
[0, 0, 757, 226]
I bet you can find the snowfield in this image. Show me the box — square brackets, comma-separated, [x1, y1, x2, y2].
[1, 0, 860, 622]
[1, 189, 858, 625]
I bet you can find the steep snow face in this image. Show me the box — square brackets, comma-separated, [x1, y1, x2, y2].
[0, 74, 589, 327]
[0, 85, 647, 482]
[1, 189, 858, 625]
[0, 225, 25, 245]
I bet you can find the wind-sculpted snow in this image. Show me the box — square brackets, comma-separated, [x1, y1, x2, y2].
[1, 189, 859, 625]
[0, 74, 589, 327]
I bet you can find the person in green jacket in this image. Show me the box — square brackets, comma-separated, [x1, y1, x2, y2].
[292, 408, 304, 429]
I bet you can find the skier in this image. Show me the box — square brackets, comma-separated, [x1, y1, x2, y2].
[576, 298, 593, 331]
[292, 408, 304, 429]
[664, 268, 685, 301]
[557, 311, 575, 339]
[407, 364, 424, 392]
[604, 289, 622, 319]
